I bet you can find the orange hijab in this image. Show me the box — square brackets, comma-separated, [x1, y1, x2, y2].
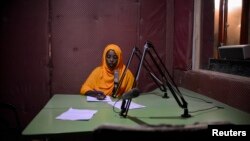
[80, 44, 134, 96]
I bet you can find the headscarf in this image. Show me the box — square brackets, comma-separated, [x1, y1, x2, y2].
[80, 44, 134, 96]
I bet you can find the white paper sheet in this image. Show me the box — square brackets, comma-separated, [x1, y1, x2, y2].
[108, 101, 146, 109]
[87, 96, 112, 102]
[56, 108, 98, 121]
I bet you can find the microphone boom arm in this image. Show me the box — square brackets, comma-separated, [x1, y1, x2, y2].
[112, 47, 137, 98]
[134, 47, 169, 98]
[136, 42, 191, 118]
[119, 46, 169, 117]
[119, 42, 191, 118]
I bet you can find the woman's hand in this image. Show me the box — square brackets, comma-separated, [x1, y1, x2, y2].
[85, 90, 106, 100]
[95, 91, 106, 100]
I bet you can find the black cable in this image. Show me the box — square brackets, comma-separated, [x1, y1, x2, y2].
[189, 105, 224, 113]
[182, 93, 213, 104]
[112, 98, 121, 114]
[148, 87, 224, 113]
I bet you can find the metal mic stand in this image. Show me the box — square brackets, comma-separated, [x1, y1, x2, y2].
[118, 47, 138, 117]
[112, 47, 137, 98]
[119, 46, 170, 117]
[134, 48, 169, 98]
[135, 41, 191, 118]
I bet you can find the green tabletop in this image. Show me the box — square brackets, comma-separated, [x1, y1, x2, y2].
[22, 87, 250, 137]
[44, 94, 116, 109]
[22, 108, 136, 136]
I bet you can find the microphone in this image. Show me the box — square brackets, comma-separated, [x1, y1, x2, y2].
[114, 70, 119, 84]
[121, 88, 140, 99]
[113, 70, 119, 95]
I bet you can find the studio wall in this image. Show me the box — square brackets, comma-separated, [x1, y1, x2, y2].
[0, 0, 50, 128]
[0, 0, 169, 129]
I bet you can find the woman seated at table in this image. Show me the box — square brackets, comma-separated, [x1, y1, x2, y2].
[80, 44, 135, 100]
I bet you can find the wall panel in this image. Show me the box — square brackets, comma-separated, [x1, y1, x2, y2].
[51, 0, 139, 93]
[0, 0, 50, 129]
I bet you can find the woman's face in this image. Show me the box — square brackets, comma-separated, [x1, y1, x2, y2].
[106, 49, 118, 70]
